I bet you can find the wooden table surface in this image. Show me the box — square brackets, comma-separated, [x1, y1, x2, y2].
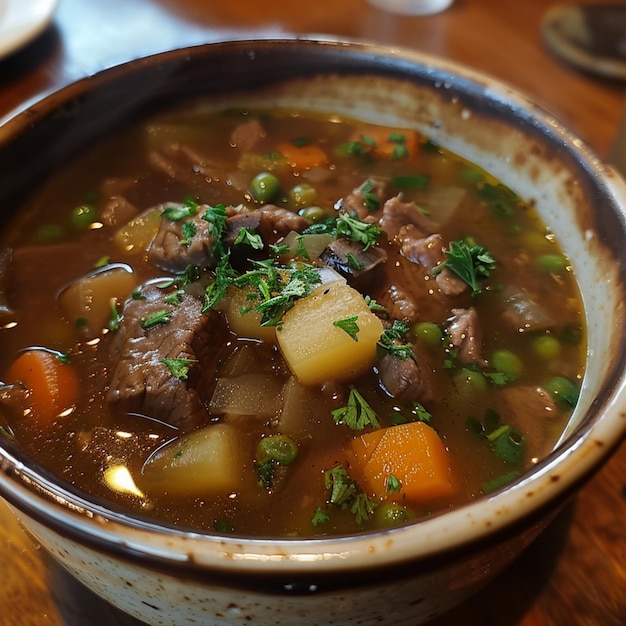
[1, 0, 626, 624]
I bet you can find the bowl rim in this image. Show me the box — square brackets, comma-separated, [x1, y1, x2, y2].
[1, 36, 626, 581]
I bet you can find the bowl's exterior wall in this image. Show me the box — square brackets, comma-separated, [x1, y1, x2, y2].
[1, 39, 626, 626]
[17, 507, 549, 625]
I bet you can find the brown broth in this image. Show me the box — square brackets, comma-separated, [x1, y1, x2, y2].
[0, 108, 585, 537]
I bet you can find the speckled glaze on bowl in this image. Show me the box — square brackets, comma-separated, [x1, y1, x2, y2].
[1, 39, 626, 626]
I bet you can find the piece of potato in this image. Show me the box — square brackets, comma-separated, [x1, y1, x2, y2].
[113, 206, 162, 253]
[221, 284, 277, 343]
[58, 264, 137, 337]
[277, 282, 383, 385]
[141, 423, 242, 496]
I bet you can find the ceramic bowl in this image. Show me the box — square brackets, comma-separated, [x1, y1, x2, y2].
[1, 39, 626, 626]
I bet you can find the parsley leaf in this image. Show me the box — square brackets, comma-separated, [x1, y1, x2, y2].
[378, 320, 415, 360]
[386, 474, 402, 493]
[311, 507, 330, 526]
[108, 300, 123, 331]
[234, 227, 264, 250]
[203, 253, 237, 312]
[202, 203, 229, 258]
[141, 310, 171, 329]
[179, 221, 197, 247]
[360, 179, 381, 212]
[335, 213, 382, 250]
[161, 357, 197, 380]
[162, 200, 198, 221]
[333, 315, 360, 341]
[323, 465, 377, 524]
[234, 261, 321, 327]
[331, 386, 380, 430]
[433, 240, 496, 296]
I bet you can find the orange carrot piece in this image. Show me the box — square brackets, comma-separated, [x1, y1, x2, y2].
[350, 126, 421, 161]
[351, 422, 456, 504]
[277, 141, 328, 170]
[7, 349, 79, 423]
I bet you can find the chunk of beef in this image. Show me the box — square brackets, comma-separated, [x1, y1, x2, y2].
[148, 205, 218, 272]
[229, 118, 265, 151]
[147, 143, 248, 203]
[435, 266, 469, 297]
[318, 238, 387, 289]
[501, 285, 559, 332]
[99, 195, 139, 228]
[149, 143, 223, 185]
[106, 283, 223, 430]
[257, 204, 311, 238]
[379, 283, 420, 322]
[495, 385, 561, 460]
[337, 178, 388, 222]
[379, 195, 438, 242]
[398, 227, 468, 297]
[446, 307, 486, 366]
[377, 347, 434, 404]
[399, 228, 446, 270]
[228, 204, 310, 242]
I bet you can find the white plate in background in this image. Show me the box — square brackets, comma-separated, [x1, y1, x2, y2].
[0, 0, 58, 61]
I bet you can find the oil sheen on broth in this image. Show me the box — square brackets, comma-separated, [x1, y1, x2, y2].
[0, 107, 585, 537]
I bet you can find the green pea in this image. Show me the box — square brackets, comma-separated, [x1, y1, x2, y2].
[249, 172, 281, 203]
[36, 223, 65, 244]
[536, 253, 568, 275]
[413, 322, 443, 348]
[532, 335, 561, 360]
[71, 204, 98, 228]
[372, 502, 415, 529]
[298, 206, 326, 222]
[288, 183, 317, 208]
[454, 368, 488, 394]
[491, 349, 523, 379]
[257, 435, 298, 466]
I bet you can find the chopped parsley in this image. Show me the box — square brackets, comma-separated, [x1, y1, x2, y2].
[466, 409, 525, 465]
[324, 465, 377, 524]
[433, 240, 496, 296]
[234, 227, 264, 250]
[378, 320, 415, 360]
[203, 253, 237, 312]
[364, 295, 388, 315]
[161, 357, 197, 380]
[234, 260, 321, 327]
[331, 386, 380, 430]
[386, 474, 402, 493]
[202, 203, 229, 258]
[391, 401, 432, 425]
[346, 252, 364, 270]
[360, 179, 381, 212]
[108, 300, 123, 331]
[333, 315, 360, 341]
[179, 221, 197, 247]
[335, 213, 382, 250]
[294, 235, 310, 260]
[141, 309, 172, 329]
[55, 352, 71, 365]
[311, 506, 330, 526]
[162, 200, 198, 221]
